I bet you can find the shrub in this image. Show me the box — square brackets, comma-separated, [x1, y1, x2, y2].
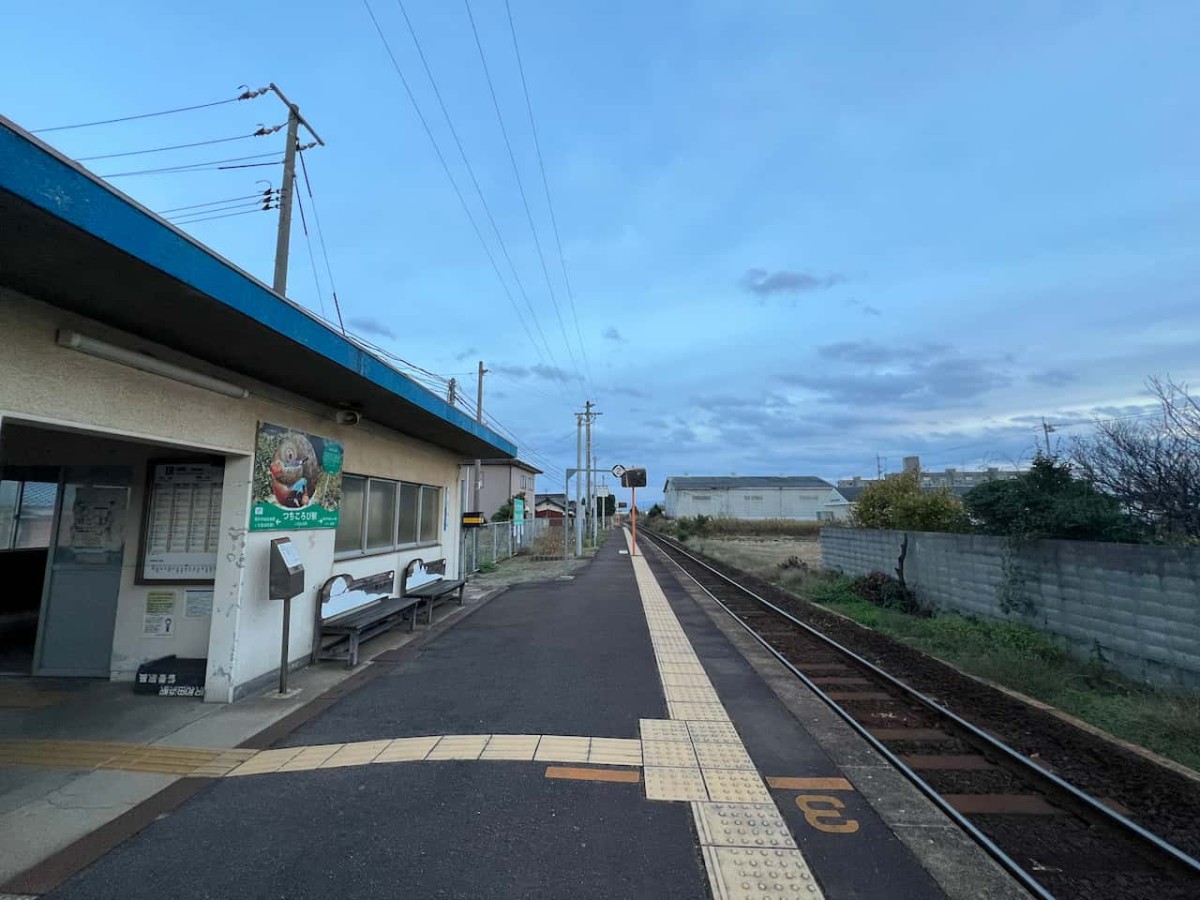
[851, 571, 929, 616]
[963, 453, 1142, 542]
[850, 472, 969, 533]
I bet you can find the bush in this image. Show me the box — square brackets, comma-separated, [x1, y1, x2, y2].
[850, 472, 969, 533]
[852, 571, 929, 616]
[963, 453, 1142, 542]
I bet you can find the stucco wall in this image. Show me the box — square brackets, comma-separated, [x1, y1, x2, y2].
[821, 527, 1200, 690]
[2, 287, 465, 699]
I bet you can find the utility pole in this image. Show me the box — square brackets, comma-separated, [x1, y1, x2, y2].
[584, 401, 594, 549]
[268, 84, 324, 297]
[592, 452, 599, 543]
[876, 454, 884, 480]
[473, 360, 488, 515]
[1041, 418, 1056, 457]
[575, 412, 584, 557]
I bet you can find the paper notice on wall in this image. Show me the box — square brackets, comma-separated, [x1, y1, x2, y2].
[185, 589, 213, 618]
[144, 590, 177, 636]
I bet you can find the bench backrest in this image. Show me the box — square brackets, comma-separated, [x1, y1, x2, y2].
[318, 570, 395, 622]
[402, 558, 447, 594]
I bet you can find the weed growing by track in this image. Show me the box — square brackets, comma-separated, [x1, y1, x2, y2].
[691, 538, 1200, 772]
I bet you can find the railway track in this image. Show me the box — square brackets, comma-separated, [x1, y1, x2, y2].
[642, 529, 1200, 900]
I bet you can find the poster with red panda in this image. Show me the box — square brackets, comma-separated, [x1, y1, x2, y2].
[248, 422, 344, 531]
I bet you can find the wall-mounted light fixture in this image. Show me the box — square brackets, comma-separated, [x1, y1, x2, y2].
[56, 329, 249, 400]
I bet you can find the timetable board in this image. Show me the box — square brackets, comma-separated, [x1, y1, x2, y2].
[139, 462, 223, 583]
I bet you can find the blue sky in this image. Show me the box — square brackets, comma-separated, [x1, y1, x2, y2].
[5, 1, 1199, 502]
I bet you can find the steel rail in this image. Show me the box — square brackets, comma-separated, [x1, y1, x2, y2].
[642, 529, 1200, 894]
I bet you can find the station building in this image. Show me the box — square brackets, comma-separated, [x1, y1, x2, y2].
[0, 117, 514, 702]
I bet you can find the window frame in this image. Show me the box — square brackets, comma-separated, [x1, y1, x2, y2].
[334, 473, 444, 560]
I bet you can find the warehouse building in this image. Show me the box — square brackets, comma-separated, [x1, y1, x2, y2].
[0, 116, 514, 702]
[662, 476, 847, 521]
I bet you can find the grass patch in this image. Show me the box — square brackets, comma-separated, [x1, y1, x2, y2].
[699, 543, 1200, 772]
[648, 516, 822, 540]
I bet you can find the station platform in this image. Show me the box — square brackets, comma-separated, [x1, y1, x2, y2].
[13, 531, 1025, 900]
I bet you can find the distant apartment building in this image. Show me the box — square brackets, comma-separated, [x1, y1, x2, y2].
[837, 455, 1021, 496]
[662, 476, 848, 521]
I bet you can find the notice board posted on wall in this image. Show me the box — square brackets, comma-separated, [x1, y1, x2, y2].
[138, 461, 223, 584]
[249, 422, 344, 531]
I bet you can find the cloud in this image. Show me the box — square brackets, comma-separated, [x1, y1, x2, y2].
[816, 340, 951, 366]
[604, 327, 627, 343]
[741, 267, 844, 296]
[846, 298, 883, 317]
[454, 347, 478, 362]
[491, 362, 572, 383]
[347, 316, 395, 339]
[791, 341, 1012, 406]
[1031, 368, 1078, 387]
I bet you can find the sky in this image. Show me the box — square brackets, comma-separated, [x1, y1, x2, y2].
[4, 1, 1199, 504]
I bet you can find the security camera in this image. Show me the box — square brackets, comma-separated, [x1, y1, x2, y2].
[335, 410, 362, 426]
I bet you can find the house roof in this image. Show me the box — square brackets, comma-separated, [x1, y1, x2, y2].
[480, 458, 543, 475]
[835, 485, 867, 503]
[664, 475, 834, 491]
[0, 117, 515, 460]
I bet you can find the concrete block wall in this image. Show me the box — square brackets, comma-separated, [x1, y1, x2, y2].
[820, 528, 1200, 690]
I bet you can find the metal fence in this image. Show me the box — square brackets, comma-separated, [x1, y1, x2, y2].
[459, 516, 617, 574]
[459, 518, 552, 574]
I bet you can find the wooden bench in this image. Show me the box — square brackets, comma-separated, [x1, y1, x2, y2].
[402, 558, 465, 625]
[311, 570, 421, 668]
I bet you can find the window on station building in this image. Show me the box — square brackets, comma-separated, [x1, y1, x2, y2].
[335, 474, 443, 558]
[0, 480, 59, 550]
[419, 485, 440, 543]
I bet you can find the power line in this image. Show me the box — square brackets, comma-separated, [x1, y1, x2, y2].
[462, 0, 585, 395]
[31, 87, 269, 134]
[99, 151, 284, 178]
[361, 0, 566, 399]
[503, 0, 593, 390]
[76, 126, 282, 162]
[168, 208, 268, 226]
[157, 191, 276, 215]
[296, 150, 345, 334]
[166, 198, 275, 220]
[393, 0, 562, 378]
[292, 180, 330, 321]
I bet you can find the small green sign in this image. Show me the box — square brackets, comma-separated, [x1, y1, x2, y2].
[513, 497, 525, 520]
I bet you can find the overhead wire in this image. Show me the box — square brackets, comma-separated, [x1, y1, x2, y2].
[293, 180, 330, 321]
[393, 0, 563, 382]
[167, 208, 268, 226]
[362, 0, 566, 400]
[462, 0, 586, 397]
[166, 198, 274, 220]
[31, 87, 268, 133]
[503, 0, 593, 391]
[297, 150, 345, 334]
[76, 127, 282, 162]
[98, 151, 283, 178]
[156, 191, 275, 215]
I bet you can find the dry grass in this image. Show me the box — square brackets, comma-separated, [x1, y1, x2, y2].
[688, 537, 821, 572]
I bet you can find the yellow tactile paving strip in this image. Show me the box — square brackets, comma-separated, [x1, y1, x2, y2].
[625, 528, 826, 900]
[0, 740, 257, 776]
[0, 734, 647, 778]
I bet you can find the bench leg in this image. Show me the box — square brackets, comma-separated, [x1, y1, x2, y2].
[409, 607, 417, 632]
[457, 585, 465, 606]
[348, 632, 360, 669]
